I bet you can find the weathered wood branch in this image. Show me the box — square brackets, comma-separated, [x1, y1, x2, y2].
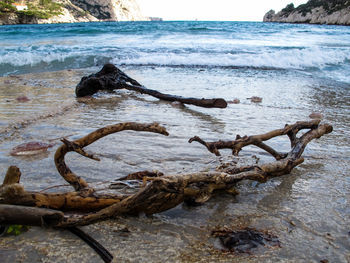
[75, 64, 227, 108]
[122, 83, 228, 108]
[2, 166, 21, 186]
[188, 120, 323, 157]
[54, 122, 169, 192]
[0, 184, 126, 211]
[0, 121, 332, 229]
[0, 204, 64, 227]
[58, 121, 332, 227]
[1, 123, 168, 211]
[0, 165, 127, 211]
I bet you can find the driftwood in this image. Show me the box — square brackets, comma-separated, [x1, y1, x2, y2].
[75, 64, 227, 108]
[0, 204, 64, 227]
[0, 120, 332, 229]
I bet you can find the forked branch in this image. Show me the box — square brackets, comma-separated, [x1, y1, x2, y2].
[188, 120, 323, 158]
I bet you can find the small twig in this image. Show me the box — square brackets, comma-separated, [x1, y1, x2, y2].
[47, 134, 75, 143]
[39, 184, 70, 192]
[61, 138, 100, 161]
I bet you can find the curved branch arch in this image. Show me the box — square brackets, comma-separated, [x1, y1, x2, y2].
[54, 122, 169, 192]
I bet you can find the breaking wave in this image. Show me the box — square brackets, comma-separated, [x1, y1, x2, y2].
[1, 21, 350, 83]
[1, 45, 348, 76]
[115, 47, 349, 70]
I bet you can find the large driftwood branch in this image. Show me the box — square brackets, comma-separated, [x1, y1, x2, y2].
[0, 121, 332, 228]
[75, 64, 227, 108]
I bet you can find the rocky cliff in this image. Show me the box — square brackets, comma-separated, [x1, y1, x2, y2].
[263, 0, 350, 25]
[0, 0, 147, 25]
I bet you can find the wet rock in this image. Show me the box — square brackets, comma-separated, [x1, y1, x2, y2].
[309, 112, 323, 119]
[247, 96, 262, 103]
[10, 142, 54, 156]
[228, 98, 240, 104]
[16, 96, 30, 102]
[212, 228, 280, 253]
[171, 101, 184, 108]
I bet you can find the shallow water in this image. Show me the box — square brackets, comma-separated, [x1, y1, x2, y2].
[0, 21, 350, 262]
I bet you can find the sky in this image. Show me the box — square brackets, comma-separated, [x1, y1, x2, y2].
[136, 0, 308, 21]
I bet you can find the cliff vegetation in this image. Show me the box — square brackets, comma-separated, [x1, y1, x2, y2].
[283, 0, 350, 16]
[0, 0, 146, 25]
[0, 0, 63, 19]
[264, 0, 350, 25]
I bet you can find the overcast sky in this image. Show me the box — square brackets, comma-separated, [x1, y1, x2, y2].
[136, 0, 308, 21]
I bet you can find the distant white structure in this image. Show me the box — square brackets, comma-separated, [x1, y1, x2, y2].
[12, 1, 28, 11]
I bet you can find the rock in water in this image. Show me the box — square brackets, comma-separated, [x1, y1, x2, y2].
[212, 228, 280, 253]
[228, 98, 240, 104]
[16, 96, 30, 102]
[248, 96, 262, 103]
[309, 112, 323, 119]
[75, 64, 141, 97]
[10, 142, 54, 156]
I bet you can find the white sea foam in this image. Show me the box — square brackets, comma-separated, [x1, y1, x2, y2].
[1, 43, 349, 76]
[114, 47, 349, 70]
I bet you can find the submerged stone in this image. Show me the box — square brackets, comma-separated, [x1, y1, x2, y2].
[228, 98, 240, 104]
[16, 96, 30, 102]
[212, 228, 280, 254]
[248, 96, 263, 103]
[10, 142, 54, 156]
[309, 112, 323, 119]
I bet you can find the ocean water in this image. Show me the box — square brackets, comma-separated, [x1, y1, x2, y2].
[1, 21, 350, 83]
[0, 21, 349, 262]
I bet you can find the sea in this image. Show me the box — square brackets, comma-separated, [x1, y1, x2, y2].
[0, 21, 349, 262]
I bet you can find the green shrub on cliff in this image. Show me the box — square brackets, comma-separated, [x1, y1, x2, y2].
[294, 0, 350, 16]
[1, 0, 64, 19]
[0, 0, 16, 15]
[17, 0, 63, 19]
[281, 3, 295, 14]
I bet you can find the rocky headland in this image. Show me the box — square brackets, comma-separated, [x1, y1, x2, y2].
[0, 0, 147, 25]
[264, 0, 350, 25]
